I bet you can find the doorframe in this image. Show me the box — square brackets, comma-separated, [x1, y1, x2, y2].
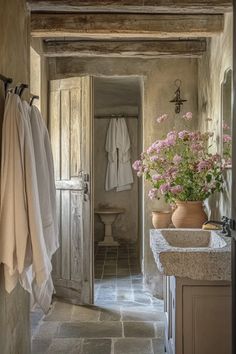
[232, 3, 236, 353]
[92, 74, 145, 298]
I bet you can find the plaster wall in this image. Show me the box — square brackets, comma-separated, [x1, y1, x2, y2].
[31, 38, 49, 121]
[198, 13, 233, 220]
[0, 0, 31, 353]
[49, 56, 198, 297]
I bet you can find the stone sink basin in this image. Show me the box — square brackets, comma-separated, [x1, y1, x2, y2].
[150, 229, 231, 281]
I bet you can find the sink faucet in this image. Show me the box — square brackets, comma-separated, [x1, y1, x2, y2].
[203, 216, 231, 237]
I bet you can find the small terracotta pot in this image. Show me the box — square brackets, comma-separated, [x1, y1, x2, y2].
[171, 201, 208, 228]
[152, 210, 172, 229]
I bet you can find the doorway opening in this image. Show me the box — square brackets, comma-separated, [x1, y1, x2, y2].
[93, 76, 145, 304]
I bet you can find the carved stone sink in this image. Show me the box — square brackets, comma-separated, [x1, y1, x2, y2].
[160, 229, 226, 249]
[150, 229, 231, 281]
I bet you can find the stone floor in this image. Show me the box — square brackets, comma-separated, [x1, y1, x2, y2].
[31, 243, 165, 354]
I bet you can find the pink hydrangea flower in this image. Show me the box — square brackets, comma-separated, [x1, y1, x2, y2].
[197, 160, 211, 172]
[159, 183, 170, 194]
[156, 114, 168, 123]
[152, 174, 162, 182]
[183, 112, 193, 121]
[223, 121, 230, 130]
[132, 160, 143, 171]
[173, 154, 182, 165]
[148, 188, 158, 200]
[170, 185, 183, 194]
[150, 156, 159, 162]
[223, 134, 232, 143]
[178, 130, 189, 140]
[147, 146, 155, 154]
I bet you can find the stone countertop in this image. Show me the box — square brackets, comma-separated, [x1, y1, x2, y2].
[150, 229, 231, 281]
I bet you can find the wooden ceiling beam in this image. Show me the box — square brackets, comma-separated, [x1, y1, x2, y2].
[27, 0, 232, 14]
[43, 40, 207, 58]
[31, 13, 224, 39]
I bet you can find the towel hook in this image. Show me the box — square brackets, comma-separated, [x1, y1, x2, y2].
[30, 95, 39, 106]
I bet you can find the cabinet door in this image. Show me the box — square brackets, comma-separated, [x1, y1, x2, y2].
[183, 285, 231, 354]
[165, 276, 176, 354]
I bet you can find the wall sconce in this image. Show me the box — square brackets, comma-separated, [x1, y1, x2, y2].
[169, 79, 187, 114]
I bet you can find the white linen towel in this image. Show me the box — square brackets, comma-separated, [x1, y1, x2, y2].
[30, 105, 59, 257]
[22, 103, 59, 312]
[116, 118, 134, 191]
[0, 93, 52, 295]
[105, 118, 118, 191]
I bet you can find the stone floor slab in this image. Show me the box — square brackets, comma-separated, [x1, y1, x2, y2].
[124, 321, 156, 338]
[71, 305, 100, 322]
[44, 302, 73, 322]
[31, 339, 51, 354]
[152, 338, 165, 354]
[82, 339, 112, 354]
[122, 307, 165, 322]
[47, 338, 82, 354]
[155, 321, 165, 339]
[99, 307, 121, 321]
[33, 322, 60, 340]
[58, 321, 122, 338]
[114, 338, 153, 354]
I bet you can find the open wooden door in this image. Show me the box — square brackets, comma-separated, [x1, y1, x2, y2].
[49, 76, 94, 304]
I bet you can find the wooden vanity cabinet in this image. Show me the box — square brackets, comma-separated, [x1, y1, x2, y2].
[164, 276, 231, 354]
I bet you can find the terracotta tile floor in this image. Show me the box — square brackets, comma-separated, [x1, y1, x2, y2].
[31, 243, 165, 354]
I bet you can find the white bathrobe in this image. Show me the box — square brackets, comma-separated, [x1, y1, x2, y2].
[105, 118, 118, 191]
[116, 118, 134, 191]
[0, 93, 52, 294]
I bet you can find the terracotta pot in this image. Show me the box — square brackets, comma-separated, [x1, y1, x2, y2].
[152, 210, 172, 229]
[171, 201, 207, 228]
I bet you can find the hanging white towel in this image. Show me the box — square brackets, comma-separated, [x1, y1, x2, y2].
[0, 93, 52, 295]
[116, 118, 134, 191]
[105, 119, 118, 191]
[30, 105, 59, 257]
[19, 102, 59, 312]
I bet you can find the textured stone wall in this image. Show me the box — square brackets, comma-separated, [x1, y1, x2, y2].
[198, 13, 233, 220]
[49, 56, 198, 297]
[0, 0, 31, 353]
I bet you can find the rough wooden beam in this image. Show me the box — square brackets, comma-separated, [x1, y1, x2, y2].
[27, 0, 232, 14]
[44, 40, 207, 58]
[31, 13, 224, 39]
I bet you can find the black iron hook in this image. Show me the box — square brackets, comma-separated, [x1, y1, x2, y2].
[30, 95, 39, 106]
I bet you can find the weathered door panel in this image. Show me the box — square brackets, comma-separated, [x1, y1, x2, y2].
[49, 77, 93, 304]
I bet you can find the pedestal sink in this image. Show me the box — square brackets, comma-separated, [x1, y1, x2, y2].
[95, 208, 125, 246]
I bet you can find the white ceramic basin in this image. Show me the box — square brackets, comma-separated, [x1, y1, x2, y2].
[95, 208, 125, 215]
[150, 229, 231, 281]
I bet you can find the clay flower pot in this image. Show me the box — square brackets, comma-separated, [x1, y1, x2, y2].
[152, 210, 172, 229]
[171, 201, 208, 228]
